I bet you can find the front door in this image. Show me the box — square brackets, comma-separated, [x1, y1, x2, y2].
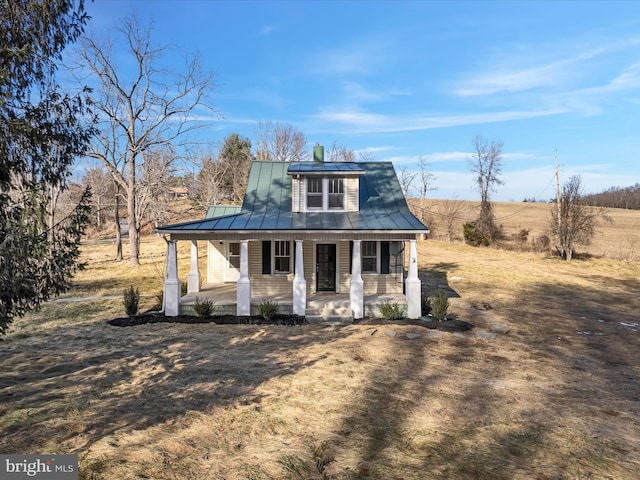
[316, 244, 336, 292]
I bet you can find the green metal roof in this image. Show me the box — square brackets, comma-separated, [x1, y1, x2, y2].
[205, 205, 242, 219]
[157, 161, 429, 234]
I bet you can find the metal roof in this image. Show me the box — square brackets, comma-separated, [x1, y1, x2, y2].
[157, 161, 429, 234]
[205, 205, 242, 219]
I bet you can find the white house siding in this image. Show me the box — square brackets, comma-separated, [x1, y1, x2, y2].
[363, 274, 403, 295]
[304, 241, 314, 296]
[338, 240, 351, 293]
[207, 241, 226, 284]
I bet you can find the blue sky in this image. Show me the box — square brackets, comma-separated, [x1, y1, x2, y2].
[81, 1, 640, 201]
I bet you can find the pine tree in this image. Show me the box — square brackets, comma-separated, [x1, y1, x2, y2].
[0, 0, 94, 335]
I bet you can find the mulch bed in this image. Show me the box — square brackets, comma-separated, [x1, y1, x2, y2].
[108, 312, 473, 332]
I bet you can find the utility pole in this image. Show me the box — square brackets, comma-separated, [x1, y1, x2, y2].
[555, 149, 561, 233]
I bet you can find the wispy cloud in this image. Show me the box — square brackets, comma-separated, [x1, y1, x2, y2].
[309, 38, 391, 76]
[258, 24, 277, 35]
[310, 107, 567, 134]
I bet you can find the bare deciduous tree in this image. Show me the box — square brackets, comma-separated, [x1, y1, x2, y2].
[468, 134, 504, 240]
[549, 174, 612, 261]
[137, 146, 176, 229]
[254, 121, 308, 162]
[397, 164, 417, 199]
[75, 15, 218, 265]
[439, 198, 466, 242]
[326, 142, 355, 163]
[195, 152, 228, 209]
[83, 165, 114, 228]
[416, 156, 437, 224]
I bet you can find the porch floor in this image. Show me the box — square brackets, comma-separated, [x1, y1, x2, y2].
[180, 283, 406, 318]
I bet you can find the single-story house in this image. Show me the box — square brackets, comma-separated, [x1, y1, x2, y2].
[156, 145, 429, 319]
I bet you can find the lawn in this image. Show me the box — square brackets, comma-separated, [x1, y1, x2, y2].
[1, 232, 639, 479]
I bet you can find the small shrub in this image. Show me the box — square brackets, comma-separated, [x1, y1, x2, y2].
[378, 299, 406, 320]
[463, 222, 490, 247]
[533, 234, 551, 252]
[193, 297, 214, 317]
[429, 289, 449, 322]
[258, 299, 279, 320]
[123, 285, 140, 318]
[513, 228, 530, 249]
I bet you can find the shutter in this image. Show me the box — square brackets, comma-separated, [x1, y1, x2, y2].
[292, 241, 296, 274]
[380, 241, 390, 274]
[262, 241, 271, 274]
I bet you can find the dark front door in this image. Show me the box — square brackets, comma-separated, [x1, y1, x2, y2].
[316, 244, 336, 292]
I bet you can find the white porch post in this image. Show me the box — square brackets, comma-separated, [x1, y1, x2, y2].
[236, 240, 251, 316]
[350, 240, 364, 319]
[187, 240, 200, 294]
[406, 239, 422, 318]
[164, 239, 181, 317]
[293, 240, 306, 316]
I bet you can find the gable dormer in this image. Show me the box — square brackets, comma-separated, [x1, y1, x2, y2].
[287, 145, 364, 213]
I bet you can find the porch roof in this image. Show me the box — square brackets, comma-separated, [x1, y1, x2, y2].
[157, 161, 429, 235]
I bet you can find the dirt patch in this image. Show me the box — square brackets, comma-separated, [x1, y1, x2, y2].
[108, 312, 474, 331]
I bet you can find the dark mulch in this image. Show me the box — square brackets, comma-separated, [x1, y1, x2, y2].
[108, 312, 473, 332]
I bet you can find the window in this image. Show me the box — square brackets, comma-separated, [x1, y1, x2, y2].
[328, 178, 344, 209]
[305, 177, 346, 211]
[307, 178, 323, 209]
[228, 242, 240, 269]
[274, 240, 291, 273]
[362, 241, 377, 273]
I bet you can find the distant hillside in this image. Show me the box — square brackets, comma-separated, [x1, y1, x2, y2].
[410, 199, 640, 261]
[582, 183, 640, 210]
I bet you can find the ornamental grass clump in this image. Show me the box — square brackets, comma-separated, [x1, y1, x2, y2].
[123, 285, 140, 318]
[258, 299, 279, 320]
[429, 289, 449, 322]
[193, 297, 215, 317]
[378, 299, 406, 320]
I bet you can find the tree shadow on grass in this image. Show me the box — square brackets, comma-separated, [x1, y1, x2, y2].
[320, 274, 640, 479]
[0, 311, 339, 456]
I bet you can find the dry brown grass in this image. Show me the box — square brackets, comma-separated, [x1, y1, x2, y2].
[1, 222, 640, 479]
[421, 199, 640, 261]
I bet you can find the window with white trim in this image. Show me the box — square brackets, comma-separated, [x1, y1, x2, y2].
[228, 242, 240, 269]
[274, 240, 291, 273]
[307, 178, 323, 209]
[305, 177, 346, 211]
[362, 241, 377, 273]
[328, 178, 344, 209]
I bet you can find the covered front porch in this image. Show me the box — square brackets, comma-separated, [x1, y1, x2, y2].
[161, 236, 423, 320]
[179, 282, 408, 319]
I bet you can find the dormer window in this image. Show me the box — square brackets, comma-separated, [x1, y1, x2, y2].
[328, 178, 344, 209]
[307, 178, 323, 209]
[305, 177, 345, 211]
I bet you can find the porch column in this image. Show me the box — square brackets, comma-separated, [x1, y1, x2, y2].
[187, 240, 200, 294]
[405, 239, 421, 318]
[164, 239, 181, 317]
[237, 240, 251, 316]
[350, 240, 364, 319]
[293, 240, 306, 316]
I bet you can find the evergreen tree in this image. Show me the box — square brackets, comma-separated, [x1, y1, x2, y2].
[0, 0, 94, 335]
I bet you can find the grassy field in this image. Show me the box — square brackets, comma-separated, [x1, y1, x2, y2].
[421, 200, 640, 261]
[1, 206, 639, 479]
